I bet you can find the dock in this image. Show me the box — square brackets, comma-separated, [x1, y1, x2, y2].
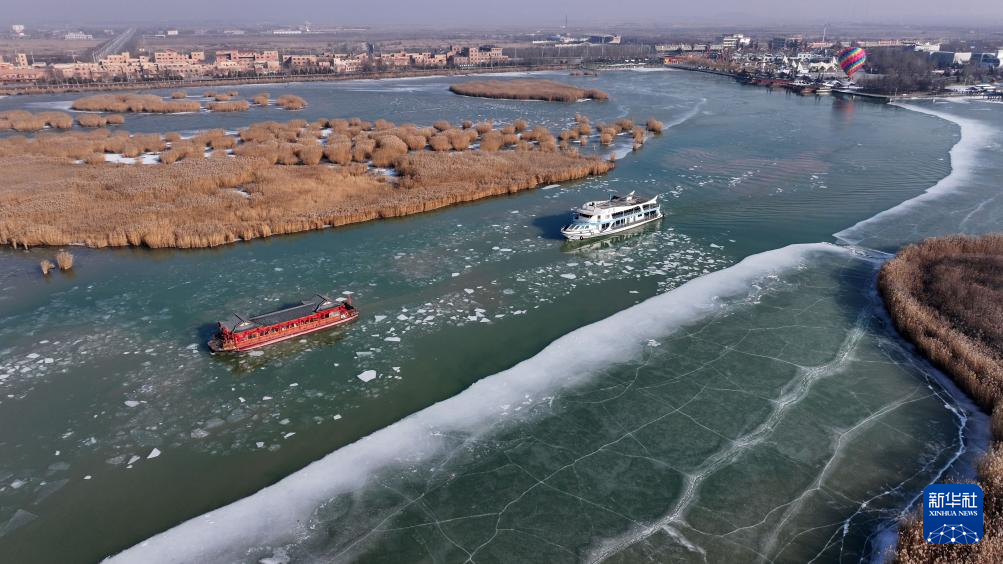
[832, 90, 891, 103]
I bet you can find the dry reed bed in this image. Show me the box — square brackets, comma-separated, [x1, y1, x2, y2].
[449, 79, 609, 102]
[276, 95, 307, 110]
[71, 94, 201, 113]
[0, 115, 618, 248]
[207, 100, 250, 112]
[0, 110, 74, 132]
[881, 235, 1003, 563]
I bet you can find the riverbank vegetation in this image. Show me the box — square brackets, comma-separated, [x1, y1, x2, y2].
[881, 235, 1003, 562]
[71, 94, 201, 113]
[0, 110, 74, 131]
[0, 110, 648, 249]
[449, 79, 609, 102]
[276, 95, 307, 110]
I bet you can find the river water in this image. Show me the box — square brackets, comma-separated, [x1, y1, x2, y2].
[1, 71, 1001, 563]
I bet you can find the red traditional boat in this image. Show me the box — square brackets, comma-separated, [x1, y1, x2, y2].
[208, 294, 358, 352]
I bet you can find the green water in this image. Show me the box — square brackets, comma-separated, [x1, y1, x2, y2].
[1, 71, 1001, 563]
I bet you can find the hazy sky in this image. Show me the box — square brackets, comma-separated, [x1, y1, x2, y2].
[2, 0, 1000, 27]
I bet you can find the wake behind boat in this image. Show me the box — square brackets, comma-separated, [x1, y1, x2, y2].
[560, 191, 662, 241]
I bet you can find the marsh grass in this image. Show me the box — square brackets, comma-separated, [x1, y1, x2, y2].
[1, 110, 74, 131]
[207, 100, 250, 112]
[276, 95, 307, 110]
[54, 250, 74, 270]
[449, 79, 609, 102]
[882, 235, 1003, 563]
[72, 94, 200, 113]
[0, 113, 633, 249]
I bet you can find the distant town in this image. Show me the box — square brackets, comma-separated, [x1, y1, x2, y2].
[0, 22, 1000, 96]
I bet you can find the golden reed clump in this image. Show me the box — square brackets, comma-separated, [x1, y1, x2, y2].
[881, 235, 1003, 563]
[276, 95, 307, 110]
[449, 79, 609, 102]
[39, 259, 55, 275]
[54, 250, 74, 270]
[0, 110, 74, 131]
[0, 113, 630, 250]
[207, 100, 251, 112]
[72, 94, 200, 113]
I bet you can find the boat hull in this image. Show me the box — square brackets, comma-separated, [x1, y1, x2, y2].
[208, 310, 358, 353]
[561, 213, 663, 241]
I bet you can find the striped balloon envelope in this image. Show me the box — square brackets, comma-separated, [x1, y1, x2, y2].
[837, 46, 867, 77]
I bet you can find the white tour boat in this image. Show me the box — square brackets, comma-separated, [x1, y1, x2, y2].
[560, 192, 662, 241]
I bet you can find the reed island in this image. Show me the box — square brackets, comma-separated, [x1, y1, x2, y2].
[1, 96, 665, 250]
[448, 79, 609, 102]
[881, 235, 1003, 562]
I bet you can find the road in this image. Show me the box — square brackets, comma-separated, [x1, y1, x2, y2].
[92, 27, 136, 61]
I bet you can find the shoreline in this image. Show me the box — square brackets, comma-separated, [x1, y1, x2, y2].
[0, 64, 576, 96]
[666, 64, 974, 102]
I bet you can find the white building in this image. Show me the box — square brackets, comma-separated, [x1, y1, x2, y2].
[914, 42, 941, 53]
[64, 31, 94, 40]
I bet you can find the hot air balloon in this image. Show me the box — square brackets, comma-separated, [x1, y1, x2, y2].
[837, 46, 867, 78]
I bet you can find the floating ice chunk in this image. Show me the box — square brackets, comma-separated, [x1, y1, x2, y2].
[124, 400, 140, 408]
[357, 370, 377, 383]
[248, 350, 264, 357]
[283, 432, 295, 439]
[26, 353, 39, 360]
[464, 288, 474, 294]
[10, 479, 25, 489]
[273, 267, 283, 272]
[374, 315, 387, 322]
[647, 340, 661, 347]
[392, 367, 401, 373]
[342, 291, 354, 295]
[709, 243, 723, 249]
[147, 448, 161, 459]
[279, 419, 290, 425]
[384, 336, 401, 342]
[84, 475, 92, 480]
[262, 396, 273, 401]
[467, 316, 479, 322]
[451, 272, 460, 277]
[191, 429, 210, 439]
[559, 273, 577, 280]
[333, 414, 342, 420]
[256, 442, 265, 448]
[43, 358, 54, 364]
[396, 314, 409, 321]
[127, 455, 141, 465]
